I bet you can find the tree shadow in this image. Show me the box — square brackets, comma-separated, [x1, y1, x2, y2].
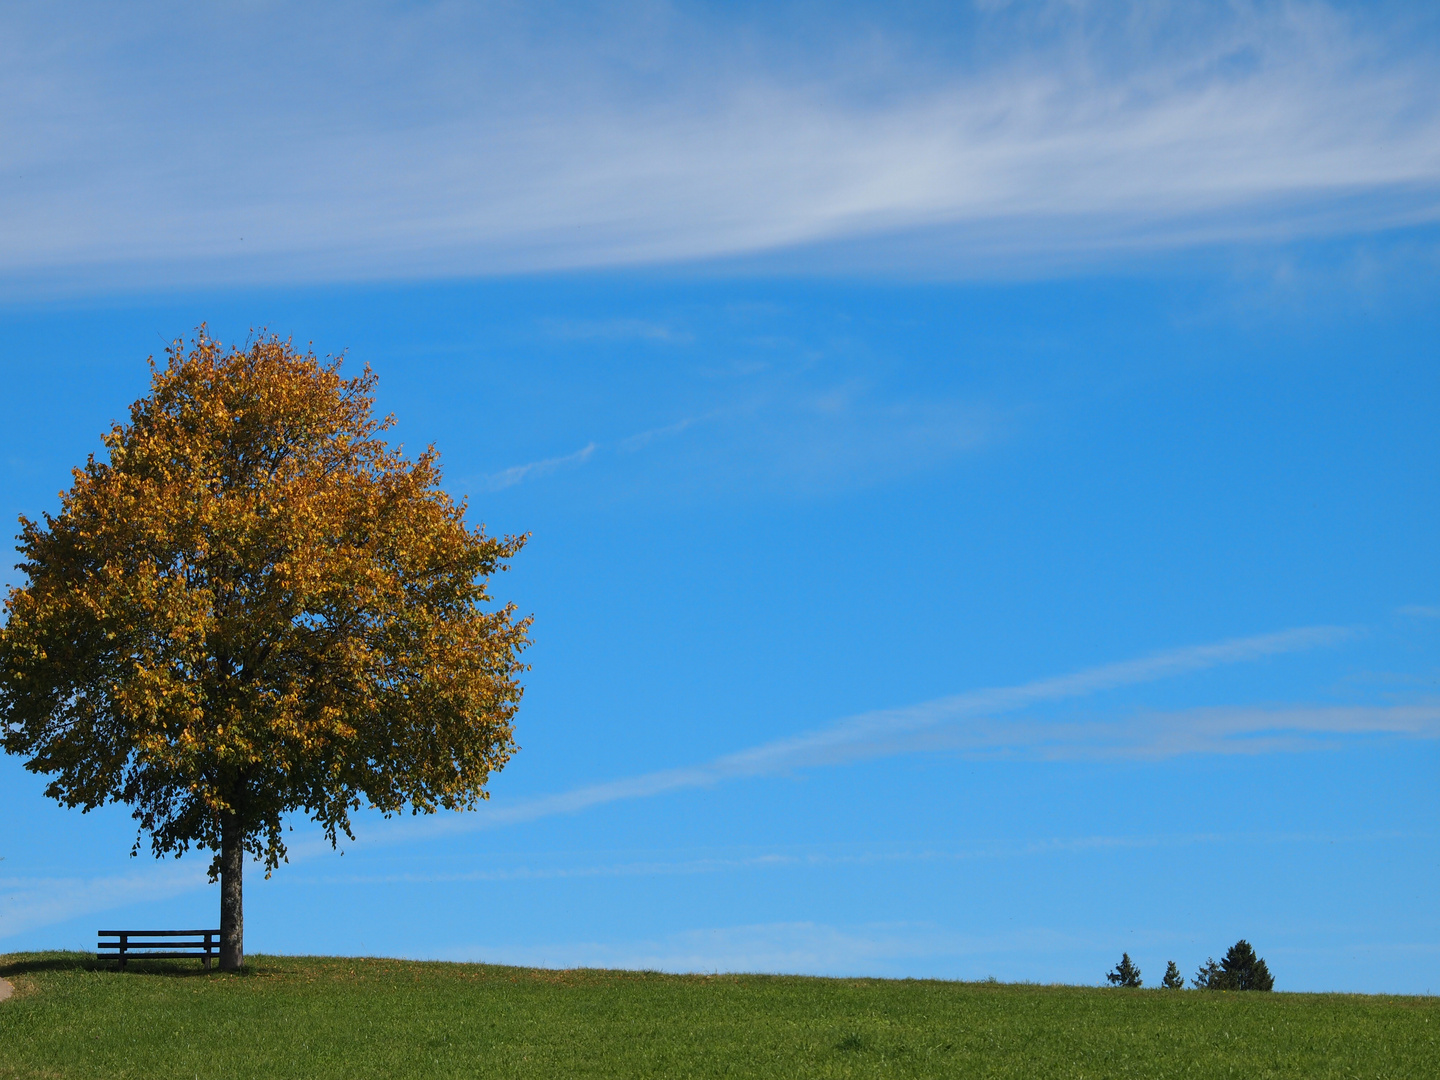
[1, 951, 223, 979]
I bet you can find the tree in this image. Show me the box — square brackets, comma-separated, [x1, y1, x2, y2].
[1161, 959, 1185, 989]
[0, 331, 531, 970]
[1193, 940, 1274, 991]
[1106, 952, 1142, 987]
[1218, 939, 1274, 991]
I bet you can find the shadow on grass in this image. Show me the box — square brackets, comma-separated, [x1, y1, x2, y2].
[834, 1033, 871, 1053]
[1, 951, 229, 979]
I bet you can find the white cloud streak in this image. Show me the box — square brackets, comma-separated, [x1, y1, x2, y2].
[469, 390, 995, 495]
[441, 910, 1440, 982]
[918, 702, 1440, 761]
[617, 414, 716, 453]
[0, 864, 208, 942]
[365, 625, 1361, 842]
[3, 625, 1417, 941]
[475, 443, 596, 492]
[286, 827, 1419, 888]
[2, 2, 1438, 292]
[467, 409, 722, 492]
[443, 920, 1095, 978]
[541, 319, 691, 344]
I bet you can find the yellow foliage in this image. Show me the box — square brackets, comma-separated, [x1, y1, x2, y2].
[0, 329, 531, 875]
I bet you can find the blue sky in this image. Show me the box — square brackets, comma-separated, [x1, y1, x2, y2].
[1, 1, 1438, 993]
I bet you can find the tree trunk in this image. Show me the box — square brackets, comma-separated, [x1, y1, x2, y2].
[219, 815, 243, 971]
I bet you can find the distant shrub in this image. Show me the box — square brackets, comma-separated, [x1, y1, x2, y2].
[1106, 953, 1142, 988]
[1161, 961, 1185, 989]
[1194, 940, 1274, 991]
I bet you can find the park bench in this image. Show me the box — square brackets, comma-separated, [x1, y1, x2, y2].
[97, 929, 220, 970]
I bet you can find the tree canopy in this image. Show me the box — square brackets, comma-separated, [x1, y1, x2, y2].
[0, 331, 530, 967]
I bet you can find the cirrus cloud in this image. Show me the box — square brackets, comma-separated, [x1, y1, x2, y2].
[2, 1, 1439, 293]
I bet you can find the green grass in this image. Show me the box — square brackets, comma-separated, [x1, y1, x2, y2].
[1, 952, 1436, 1078]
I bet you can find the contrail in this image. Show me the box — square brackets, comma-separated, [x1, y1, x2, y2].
[476, 442, 596, 491]
[363, 624, 1355, 841]
[7, 624, 1413, 939]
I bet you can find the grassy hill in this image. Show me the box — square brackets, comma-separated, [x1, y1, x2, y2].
[1, 952, 1436, 1078]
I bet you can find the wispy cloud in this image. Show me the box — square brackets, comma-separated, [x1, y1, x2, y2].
[473, 391, 996, 497]
[361, 626, 1358, 842]
[0, 625, 1413, 941]
[913, 702, 1440, 761]
[3, 2, 1438, 292]
[754, 395, 995, 490]
[1396, 605, 1440, 618]
[441, 921, 1103, 978]
[287, 827, 1421, 888]
[617, 414, 718, 453]
[468, 410, 722, 492]
[541, 319, 691, 344]
[5, 825, 1420, 944]
[0, 864, 208, 942]
[440, 902, 1440, 981]
[475, 443, 596, 492]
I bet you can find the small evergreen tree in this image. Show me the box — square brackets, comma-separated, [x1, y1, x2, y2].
[1106, 952, 1142, 987]
[1192, 957, 1222, 989]
[1194, 941, 1274, 990]
[1161, 960, 1185, 989]
[1220, 940, 1274, 991]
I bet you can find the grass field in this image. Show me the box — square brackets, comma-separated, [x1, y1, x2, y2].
[1, 952, 1436, 1078]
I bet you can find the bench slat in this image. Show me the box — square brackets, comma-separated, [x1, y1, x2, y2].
[96, 951, 217, 959]
[96, 946, 216, 952]
[98, 929, 219, 937]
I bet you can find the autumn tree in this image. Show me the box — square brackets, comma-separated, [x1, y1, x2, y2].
[0, 331, 530, 970]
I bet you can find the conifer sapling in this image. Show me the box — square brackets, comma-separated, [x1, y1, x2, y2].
[1106, 953, 1142, 988]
